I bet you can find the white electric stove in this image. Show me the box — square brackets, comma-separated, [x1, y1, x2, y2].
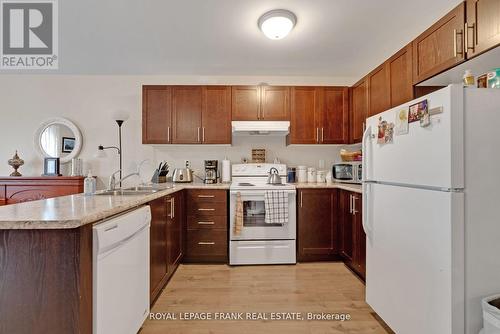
[229, 163, 296, 265]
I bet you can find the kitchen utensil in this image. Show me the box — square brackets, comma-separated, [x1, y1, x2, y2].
[267, 167, 282, 185]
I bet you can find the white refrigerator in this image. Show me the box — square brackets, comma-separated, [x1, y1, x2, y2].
[363, 84, 500, 334]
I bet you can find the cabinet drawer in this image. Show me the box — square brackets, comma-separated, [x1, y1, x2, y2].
[186, 229, 227, 259]
[187, 201, 227, 216]
[186, 189, 227, 203]
[187, 215, 227, 230]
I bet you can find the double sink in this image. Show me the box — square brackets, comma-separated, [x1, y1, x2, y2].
[95, 186, 171, 196]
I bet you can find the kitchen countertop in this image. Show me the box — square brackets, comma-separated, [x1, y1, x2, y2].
[0, 182, 230, 230]
[0, 181, 361, 230]
[292, 182, 362, 193]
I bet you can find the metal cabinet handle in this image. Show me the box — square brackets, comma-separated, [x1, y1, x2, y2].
[197, 127, 200, 142]
[202, 127, 205, 142]
[352, 196, 358, 215]
[198, 241, 215, 245]
[198, 208, 215, 211]
[167, 127, 170, 142]
[349, 195, 353, 214]
[300, 192, 303, 207]
[197, 195, 215, 198]
[453, 28, 464, 57]
[166, 198, 173, 218]
[465, 22, 475, 53]
[321, 127, 324, 142]
[316, 128, 319, 143]
[197, 221, 215, 225]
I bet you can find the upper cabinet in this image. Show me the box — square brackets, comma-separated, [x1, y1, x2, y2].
[412, 2, 466, 84]
[172, 86, 203, 144]
[466, 0, 500, 58]
[289, 87, 349, 145]
[232, 85, 290, 121]
[143, 86, 172, 144]
[388, 44, 414, 107]
[368, 63, 391, 117]
[350, 78, 368, 143]
[142, 85, 231, 145]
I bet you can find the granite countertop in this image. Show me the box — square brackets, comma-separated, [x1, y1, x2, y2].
[292, 182, 362, 193]
[0, 182, 230, 230]
[0, 181, 361, 230]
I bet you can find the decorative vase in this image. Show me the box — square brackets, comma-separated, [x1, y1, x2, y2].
[8, 150, 24, 177]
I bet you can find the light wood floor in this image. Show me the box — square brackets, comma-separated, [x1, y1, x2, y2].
[140, 263, 393, 334]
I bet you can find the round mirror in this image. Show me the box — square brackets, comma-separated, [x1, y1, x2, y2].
[34, 118, 82, 164]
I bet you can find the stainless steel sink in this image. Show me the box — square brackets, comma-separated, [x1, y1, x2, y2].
[94, 188, 160, 196]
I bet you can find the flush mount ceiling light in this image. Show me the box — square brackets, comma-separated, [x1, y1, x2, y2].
[258, 9, 297, 40]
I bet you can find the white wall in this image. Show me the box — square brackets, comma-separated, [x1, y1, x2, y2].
[0, 75, 360, 188]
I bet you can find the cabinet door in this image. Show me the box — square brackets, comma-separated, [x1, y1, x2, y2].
[142, 86, 172, 144]
[321, 87, 349, 144]
[389, 44, 414, 107]
[368, 63, 391, 117]
[466, 0, 500, 58]
[350, 78, 368, 143]
[352, 194, 366, 279]
[290, 87, 321, 144]
[149, 197, 168, 301]
[231, 86, 260, 120]
[297, 189, 337, 261]
[260, 86, 290, 121]
[339, 190, 354, 262]
[412, 3, 466, 84]
[167, 192, 183, 276]
[172, 86, 203, 144]
[202, 86, 231, 144]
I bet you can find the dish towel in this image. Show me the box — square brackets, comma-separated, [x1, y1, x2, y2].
[234, 192, 243, 235]
[264, 190, 289, 225]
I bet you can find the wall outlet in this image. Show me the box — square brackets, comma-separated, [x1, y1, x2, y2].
[184, 160, 190, 168]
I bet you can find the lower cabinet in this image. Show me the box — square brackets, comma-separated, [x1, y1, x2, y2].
[339, 190, 365, 280]
[297, 189, 339, 261]
[297, 188, 365, 280]
[184, 189, 228, 263]
[149, 190, 184, 304]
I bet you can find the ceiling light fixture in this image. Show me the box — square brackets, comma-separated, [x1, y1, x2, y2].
[258, 9, 297, 40]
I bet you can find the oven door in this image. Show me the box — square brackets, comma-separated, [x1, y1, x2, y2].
[229, 190, 296, 240]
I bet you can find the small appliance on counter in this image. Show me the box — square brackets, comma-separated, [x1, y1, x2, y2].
[151, 161, 169, 183]
[332, 161, 362, 184]
[172, 161, 193, 183]
[204, 160, 218, 184]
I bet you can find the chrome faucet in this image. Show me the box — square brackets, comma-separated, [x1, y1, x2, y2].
[108, 160, 149, 190]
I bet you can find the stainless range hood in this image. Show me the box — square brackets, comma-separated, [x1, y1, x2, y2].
[231, 121, 290, 136]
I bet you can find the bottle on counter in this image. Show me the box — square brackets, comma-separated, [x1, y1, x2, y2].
[84, 170, 96, 195]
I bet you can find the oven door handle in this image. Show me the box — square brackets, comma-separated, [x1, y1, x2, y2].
[230, 190, 296, 196]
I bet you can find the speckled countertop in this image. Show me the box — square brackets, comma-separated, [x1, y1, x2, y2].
[0, 182, 230, 230]
[0, 181, 361, 230]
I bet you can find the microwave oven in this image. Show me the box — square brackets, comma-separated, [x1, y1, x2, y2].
[332, 162, 362, 184]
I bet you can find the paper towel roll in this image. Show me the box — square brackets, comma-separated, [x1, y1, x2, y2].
[221, 158, 231, 183]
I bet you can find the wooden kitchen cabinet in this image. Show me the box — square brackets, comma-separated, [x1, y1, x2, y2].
[202, 86, 232, 144]
[143, 86, 172, 144]
[184, 189, 228, 263]
[339, 190, 365, 280]
[290, 87, 349, 145]
[466, 0, 500, 58]
[350, 78, 368, 143]
[388, 44, 414, 107]
[166, 191, 184, 277]
[412, 2, 466, 84]
[232, 85, 290, 121]
[149, 196, 169, 303]
[368, 63, 391, 117]
[289, 87, 322, 144]
[172, 86, 203, 144]
[297, 189, 339, 262]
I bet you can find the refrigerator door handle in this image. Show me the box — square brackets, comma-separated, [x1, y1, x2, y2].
[362, 182, 372, 238]
[362, 125, 372, 182]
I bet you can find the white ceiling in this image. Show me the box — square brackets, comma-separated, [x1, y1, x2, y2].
[51, 0, 461, 78]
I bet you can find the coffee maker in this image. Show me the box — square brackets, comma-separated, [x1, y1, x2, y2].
[204, 160, 218, 184]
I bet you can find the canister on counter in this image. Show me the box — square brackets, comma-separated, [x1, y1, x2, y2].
[307, 167, 316, 183]
[297, 166, 307, 183]
[287, 167, 296, 183]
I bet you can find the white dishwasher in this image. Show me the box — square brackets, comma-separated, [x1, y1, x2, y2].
[93, 206, 151, 334]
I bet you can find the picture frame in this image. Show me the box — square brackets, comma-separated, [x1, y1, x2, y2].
[43, 157, 61, 176]
[408, 100, 428, 123]
[62, 137, 75, 153]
